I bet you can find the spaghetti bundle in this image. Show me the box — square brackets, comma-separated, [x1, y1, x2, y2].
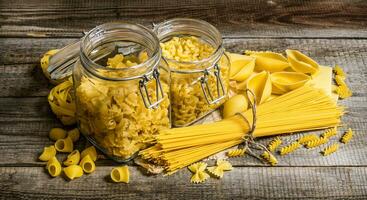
[140, 86, 344, 174]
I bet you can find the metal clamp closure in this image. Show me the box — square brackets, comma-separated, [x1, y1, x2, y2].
[139, 68, 165, 109]
[200, 64, 225, 105]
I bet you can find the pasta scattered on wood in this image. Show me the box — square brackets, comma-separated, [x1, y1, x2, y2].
[340, 128, 353, 144]
[321, 127, 337, 139]
[39, 146, 57, 162]
[207, 160, 233, 178]
[297, 134, 319, 145]
[81, 146, 98, 162]
[305, 137, 328, 149]
[46, 157, 62, 177]
[227, 148, 246, 157]
[261, 152, 278, 166]
[49, 128, 67, 141]
[63, 150, 80, 166]
[67, 128, 80, 142]
[267, 137, 282, 152]
[80, 155, 96, 174]
[335, 84, 352, 99]
[279, 142, 301, 156]
[63, 165, 84, 180]
[188, 162, 209, 183]
[333, 65, 346, 78]
[111, 166, 130, 183]
[321, 143, 339, 156]
[54, 136, 74, 153]
[335, 75, 346, 86]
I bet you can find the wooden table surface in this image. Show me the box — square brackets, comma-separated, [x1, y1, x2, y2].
[1, 0, 367, 199]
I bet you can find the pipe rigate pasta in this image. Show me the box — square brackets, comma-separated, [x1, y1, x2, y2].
[297, 134, 319, 145]
[267, 137, 282, 152]
[46, 157, 62, 177]
[67, 128, 80, 142]
[321, 127, 337, 139]
[340, 128, 353, 144]
[321, 143, 339, 156]
[39, 145, 57, 162]
[279, 142, 301, 156]
[80, 155, 96, 173]
[63, 165, 84, 180]
[227, 148, 246, 157]
[335, 84, 352, 99]
[305, 137, 328, 149]
[207, 159, 232, 178]
[81, 146, 98, 162]
[55, 136, 74, 153]
[49, 128, 67, 141]
[111, 166, 129, 183]
[245, 50, 289, 72]
[246, 71, 272, 104]
[63, 150, 80, 166]
[286, 50, 319, 75]
[188, 162, 209, 183]
[261, 152, 277, 166]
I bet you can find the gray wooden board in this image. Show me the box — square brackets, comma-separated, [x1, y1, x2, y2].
[0, 166, 367, 199]
[0, 0, 366, 38]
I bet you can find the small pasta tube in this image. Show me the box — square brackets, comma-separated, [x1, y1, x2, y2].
[49, 128, 67, 141]
[39, 145, 57, 161]
[63, 150, 80, 166]
[79, 155, 96, 173]
[63, 165, 84, 180]
[46, 157, 62, 177]
[67, 128, 80, 142]
[81, 146, 98, 161]
[111, 166, 129, 183]
[55, 136, 74, 153]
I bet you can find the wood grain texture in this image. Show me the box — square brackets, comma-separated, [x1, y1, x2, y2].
[0, 0, 367, 38]
[0, 166, 367, 199]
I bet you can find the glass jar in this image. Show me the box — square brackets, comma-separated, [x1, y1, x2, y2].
[73, 22, 171, 161]
[154, 18, 230, 127]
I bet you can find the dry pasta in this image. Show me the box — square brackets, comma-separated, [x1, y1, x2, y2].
[227, 148, 246, 157]
[321, 143, 339, 156]
[261, 152, 278, 166]
[335, 84, 352, 99]
[49, 128, 67, 141]
[333, 65, 346, 78]
[79, 155, 96, 173]
[222, 94, 248, 119]
[111, 166, 129, 183]
[46, 157, 62, 177]
[55, 136, 74, 153]
[267, 137, 282, 152]
[279, 142, 301, 155]
[321, 127, 337, 139]
[340, 128, 353, 144]
[67, 128, 80, 142]
[305, 137, 328, 149]
[63, 165, 84, 180]
[40, 49, 60, 84]
[63, 150, 80, 166]
[246, 71, 272, 104]
[245, 50, 289, 72]
[297, 134, 319, 145]
[81, 146, 98, 162]
[286, 49, 319, 75]
[188, 162, 209, 183]
[207, 159, 232, 178]
[39, 145, 57, 161]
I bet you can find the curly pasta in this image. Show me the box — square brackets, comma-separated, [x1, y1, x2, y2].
[335, 84, 352, 99]
[227, 148, 246, 157]
[340, 128, 353, 144]
[207, 159, 233, 178]
[305, 137, 328, 149]
[261, 151, 278, 166]
[267, 137, 282, 152]
[333, 65, 346, 78]
[297, 134, 319, 145]
[321, 127, 337, 139]
[321, 143, 339, 156]
[279, 142, 301, 155]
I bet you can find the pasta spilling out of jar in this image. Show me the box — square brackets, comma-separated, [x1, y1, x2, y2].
[75, 54, 170, 159]
[161, 36, 229, 126]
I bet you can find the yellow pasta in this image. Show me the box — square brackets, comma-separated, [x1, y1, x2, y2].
[229, 54, 255, 81]
[305, 137, 328, 149]
[335, 84, 352, 99]
[279, 142, 301, 155]
[49, 128, 67, 141]
[63, 165, 84, 180]
[81, 146, 98, 162]
[321, 127, 337, 139]
[245, 50, 289, 72]
[335, 75, 346, 86]
[340, 128, 353, 144]
[297, 134, 319, 145]
[286, 49, 319, 75]
[46, 157, 62, 177]
[227, 148, 246, 157]
[207, 159, 232, 178]
[333, 65, 346, 78]
[39, 145, 57, 161]
[188, 162, 209, 183]
[321, 143, 339, 156]
[54, 136, 74, 153]
[267, 137, 282, 152]
[79, 155, 96, 173]
[261, 151, 278, 166]
[246, 71, 272, 104]
[271, 72, 310, 94]
[67, 128, 80, 142]
[111, 166, 129, 183]
[63, 150, 80, 166]
[40, 49, 61, 84]
[222, 94, 248, 118]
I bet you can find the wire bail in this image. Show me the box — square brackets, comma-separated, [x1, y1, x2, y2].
[139, 68, 165, 109]
[200, 63, 226, 105]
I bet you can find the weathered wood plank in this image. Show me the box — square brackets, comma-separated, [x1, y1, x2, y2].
[0, 166, 366, 199]
[0, 38, 366, 97]
[1, 0, 367, 38]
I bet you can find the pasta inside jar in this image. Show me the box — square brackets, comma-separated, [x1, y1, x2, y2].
[73, 22, 170, 160]
[155, 19, 230, 126]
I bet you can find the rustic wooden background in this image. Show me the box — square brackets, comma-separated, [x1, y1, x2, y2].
[0, 0, 367, 199]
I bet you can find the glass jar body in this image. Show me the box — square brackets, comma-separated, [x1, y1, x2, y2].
[73, 22, 171, 160]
